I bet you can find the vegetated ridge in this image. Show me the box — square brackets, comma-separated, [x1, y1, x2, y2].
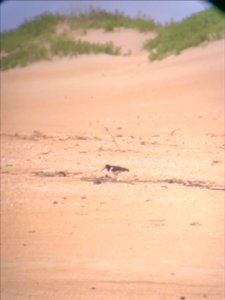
[0, 8, 224, 70]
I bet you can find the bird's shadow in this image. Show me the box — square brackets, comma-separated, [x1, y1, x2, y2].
[80, 175, 134, 185]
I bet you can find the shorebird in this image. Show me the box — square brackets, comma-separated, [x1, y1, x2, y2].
[102, 164, 129, 176]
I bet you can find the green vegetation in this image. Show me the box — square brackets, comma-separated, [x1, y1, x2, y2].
[0, 9, 160, 70]
[0, 8, 224, 70]
[66, 9, 160, 32]
[1, 44, 48, 70]
[50, 35, 120, 56]
[1, 13, 64, 53]
[1, 34, 120, 70]
[145, 8, 225, 61]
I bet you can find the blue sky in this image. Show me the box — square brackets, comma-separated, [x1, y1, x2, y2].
[1, 0, 211, 32]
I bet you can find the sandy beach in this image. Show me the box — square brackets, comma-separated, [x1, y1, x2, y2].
[1, 30, 224, 299]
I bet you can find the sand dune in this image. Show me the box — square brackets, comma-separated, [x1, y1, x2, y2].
[1, 31, 224, 300]
[65, 28, 156, 55]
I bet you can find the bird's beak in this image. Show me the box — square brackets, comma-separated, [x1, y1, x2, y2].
[101, 166, 106, 171]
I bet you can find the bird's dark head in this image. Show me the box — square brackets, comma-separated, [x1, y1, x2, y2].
[102, 164, 111, 171]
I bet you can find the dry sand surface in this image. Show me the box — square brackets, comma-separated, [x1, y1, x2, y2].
[1, 29, 225, 300]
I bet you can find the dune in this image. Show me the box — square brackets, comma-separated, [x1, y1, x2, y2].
[69, 28, 157, 54]
[1, 29, 224, 300]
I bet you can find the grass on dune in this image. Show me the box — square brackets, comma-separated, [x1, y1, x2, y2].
[1, 13, 64, 53]
[0, 7, 224, 70]
[1, 10, 132, 70]
[1, 36, 121, 70]
[145, 8, 225, 61]
[50, 35, 120, 56]
[67, 9, 160, 32]
[0, 44, 48, 69]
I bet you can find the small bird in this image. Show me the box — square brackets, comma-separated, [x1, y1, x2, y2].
[102, 164, 129, 176]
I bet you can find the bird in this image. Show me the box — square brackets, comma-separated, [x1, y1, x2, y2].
[102, 164, 129, 176]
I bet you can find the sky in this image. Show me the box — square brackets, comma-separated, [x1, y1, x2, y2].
[0, 0, 211, 33]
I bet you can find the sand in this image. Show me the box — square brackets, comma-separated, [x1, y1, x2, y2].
[1, 30, 224, 300]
